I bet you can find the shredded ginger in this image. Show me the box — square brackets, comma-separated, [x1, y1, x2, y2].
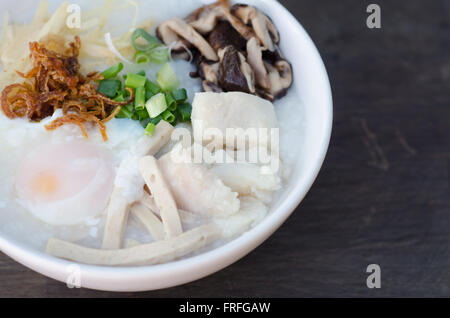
[0, 0, 154, 91]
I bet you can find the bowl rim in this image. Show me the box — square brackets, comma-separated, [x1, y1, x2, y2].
[0, 0, 333, 292]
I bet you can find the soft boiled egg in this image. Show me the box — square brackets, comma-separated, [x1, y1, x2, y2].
[15, 141, 114, 226]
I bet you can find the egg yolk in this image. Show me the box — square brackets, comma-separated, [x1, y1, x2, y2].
[15, 141, 114, 226]
[30, 171, 58, 200]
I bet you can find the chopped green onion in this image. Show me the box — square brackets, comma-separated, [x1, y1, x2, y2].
[101, 63, 123, 80]
[178, 103, 192, 122]
[132, 112, 139, 121]
[156, 63, 179, 92]
[142, 115, 163, 129]
[146, 80, 161, 94]
[162, 110, 175, 123]
[113, 92, 126, 102]
[168, 102, 177, 112]
[123, 88, 131, 99]
[136, 108, 149, 121]
[150, 115, 163, 126]
[146, 91, 155, 101]
[145, 80, 161, 100]
[135, 86, 146, 110]
[115, 89, 131, 103]
[98, 79, 121, 98]
[135, 51, 150, 64]
[171, 88, 187, 102]
[116, 104, 134, 119]
[132, 28, 160, 52]
[149, 46, 169, 64]
[144, 122, 156, 136]
[146, 93, 167, 118]
[125, 73, 146, 89]
[140, 118, 150, 128]
[165, 92, 177, 112]
[137, 70, 146, 77]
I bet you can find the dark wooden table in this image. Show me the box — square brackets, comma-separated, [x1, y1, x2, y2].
[1, 0, 449, 297]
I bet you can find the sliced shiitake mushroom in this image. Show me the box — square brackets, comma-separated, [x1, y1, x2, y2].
[262, 46, 285, 64]
[156, 1, 292, 101]
[203, 81, 223, 93]
[265, 60, 293, 99]
[208, 21, 247, 51]
[218, 46, 255, 94]
[246, 37, 270, 90]
[156, 22, 190, 55]
[186, 0, 255, 40]
[186, 4, 223, 34]
[199, 62, 220, 84]
[156, 18, 218, 61]
[246, 37, 293, 97]
[231, 4, 280, 52]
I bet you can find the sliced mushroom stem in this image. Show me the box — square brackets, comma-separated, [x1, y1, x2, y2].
[199, 62, 219, 84]
[246, 37, 270, 90]
[232, 4, 280, 52]
[186, 2, 255, 41]
[157, 18, 218, 62]
[265, 60, 293, 98]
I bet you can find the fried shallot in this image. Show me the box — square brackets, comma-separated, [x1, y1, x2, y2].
[0, 36, 133, 141]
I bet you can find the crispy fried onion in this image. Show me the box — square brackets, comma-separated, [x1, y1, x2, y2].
[1, 36, 133, 141]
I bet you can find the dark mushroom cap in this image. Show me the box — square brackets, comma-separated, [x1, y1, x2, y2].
[208, 21, 247, 51]
[218, 46, 255, 94]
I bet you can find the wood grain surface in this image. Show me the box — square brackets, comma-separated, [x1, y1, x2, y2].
[1, 0, 449, 297]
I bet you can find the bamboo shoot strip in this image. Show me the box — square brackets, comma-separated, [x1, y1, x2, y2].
[139, 156, 183, 238]
[46, 224, 220, 266]
[140, 193, 207, 225]
[141, 192, 159, 214]
[131, 120, 174, 157]
[102, 121, 174, 249]
[131, 203, 165, 241]
[125, 239, 142, 248]
[102, 187, 131, 249]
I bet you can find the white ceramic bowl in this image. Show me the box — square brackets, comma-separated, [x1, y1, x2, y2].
[0, 0, 332, 291]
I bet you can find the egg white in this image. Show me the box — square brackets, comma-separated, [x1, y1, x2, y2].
[0, 110, 144, 246]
